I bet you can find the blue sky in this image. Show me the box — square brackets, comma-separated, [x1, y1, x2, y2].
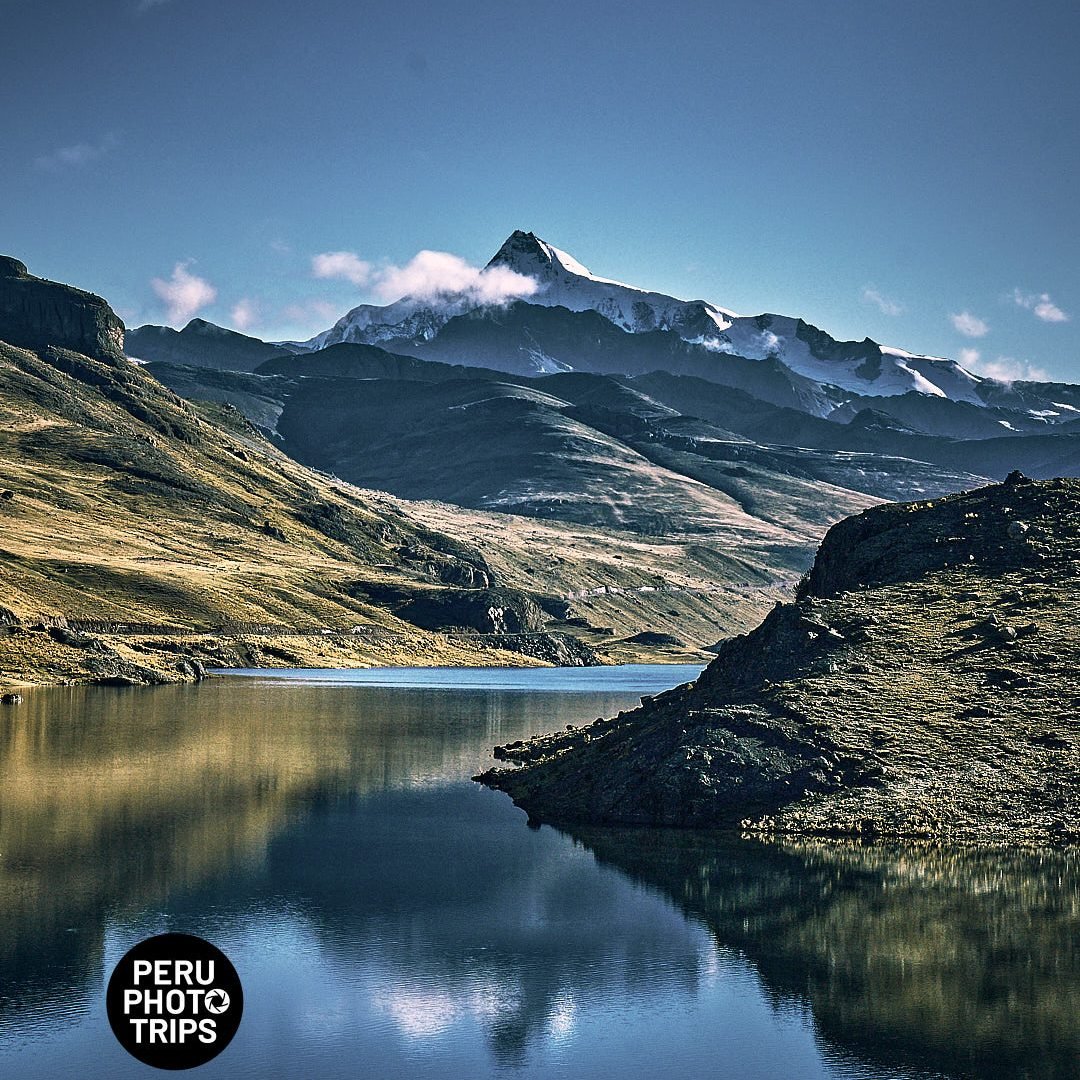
[3, 0, 1078, 381]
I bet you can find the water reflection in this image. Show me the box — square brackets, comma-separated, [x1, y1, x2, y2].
[571, 829, 1080, 1080]
[239, 790, 707, 1068]
[0, 677, 663, 1047]
[1, 675, 1076, 1079]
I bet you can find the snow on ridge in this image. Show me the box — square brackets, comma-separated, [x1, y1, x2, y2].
[295, 231, 1016, 407]
[715, 315, 987, 401]
[538, 239, 741, 326]
[542, 239, 641, 292]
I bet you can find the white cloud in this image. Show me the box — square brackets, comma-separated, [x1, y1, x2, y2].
[35, 133, 118, 171]
[962, 352, 1048, 384]
[230, 298, 259, 332]
[950, 310, 989, 338]
[311, 247, 540, 306]
[1012, 288, 1069, 323]
[374, 250, 540, 304]
[755, 330, 783, 356]
[151, 262, 217, 326]
[861, 285, 903, 316]
[312, 251, 373, 287]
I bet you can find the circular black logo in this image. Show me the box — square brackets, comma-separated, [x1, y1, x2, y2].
[106, 933, 243, 1070]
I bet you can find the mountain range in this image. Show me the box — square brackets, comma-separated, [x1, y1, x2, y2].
[283, 231, 1077, 417]
[0, 254, 806, 686]
[127, 230, 1079, 526]
[4, 230, 1077, 684]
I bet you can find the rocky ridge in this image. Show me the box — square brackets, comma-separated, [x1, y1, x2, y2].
[479, 474, 1080, 844]
[0, 256, 124, 363]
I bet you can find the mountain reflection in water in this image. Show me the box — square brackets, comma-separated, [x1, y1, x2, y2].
[571, 829, 1080, 1080]
[0, 674, 1076, 1080]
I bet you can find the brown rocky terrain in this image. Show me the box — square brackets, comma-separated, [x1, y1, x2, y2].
[480, 474, 1080, 843]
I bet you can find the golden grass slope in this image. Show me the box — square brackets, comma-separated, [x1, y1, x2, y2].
[0, 341, 540, 684]
[0, 340, 804, 686]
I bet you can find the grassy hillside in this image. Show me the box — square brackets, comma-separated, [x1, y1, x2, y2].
[0, 340, 544, 683]
[0, 338, 793, 687]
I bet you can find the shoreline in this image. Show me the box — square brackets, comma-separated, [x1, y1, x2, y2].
[0, 627, 707, 694]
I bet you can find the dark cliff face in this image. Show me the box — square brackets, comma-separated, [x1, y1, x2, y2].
[0, 255, 125, 362]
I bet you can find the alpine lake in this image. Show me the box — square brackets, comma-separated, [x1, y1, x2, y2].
[1, 666, 1077, 1079]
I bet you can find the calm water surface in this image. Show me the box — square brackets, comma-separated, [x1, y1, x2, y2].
[1, 665, 1077, 1079]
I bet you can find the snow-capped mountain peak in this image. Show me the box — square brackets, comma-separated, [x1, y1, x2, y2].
[487, 230, 638, 290]
[297, 229, 985, 405]
[485, 230, 739, 338]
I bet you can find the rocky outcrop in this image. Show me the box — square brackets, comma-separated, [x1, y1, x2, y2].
[0, 255, 125, 362]
[473, 632, 600, 667]
[479, 477, 1080, 843]
[397, 586, 547, 634]
[800, 469, 1043, 599]
[355, 583, 548, 635]
[624, 630, 684, 647]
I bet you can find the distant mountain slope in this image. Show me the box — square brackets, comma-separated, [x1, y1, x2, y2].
[270, 371, 875, 539]
[149, 349, 991, 534]
[628, 371, 1080, 482]
[257, 340, 495, 382]
[126, 318, 298, 372]
[395, 301, 842, 414]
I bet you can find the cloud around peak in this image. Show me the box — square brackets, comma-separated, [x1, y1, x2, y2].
[957, 347, 1047, 384]
[312, 251, 372, 287]
[311, 247, 539, 305]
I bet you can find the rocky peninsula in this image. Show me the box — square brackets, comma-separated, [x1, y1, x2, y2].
[480, 473, 1080, 844]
